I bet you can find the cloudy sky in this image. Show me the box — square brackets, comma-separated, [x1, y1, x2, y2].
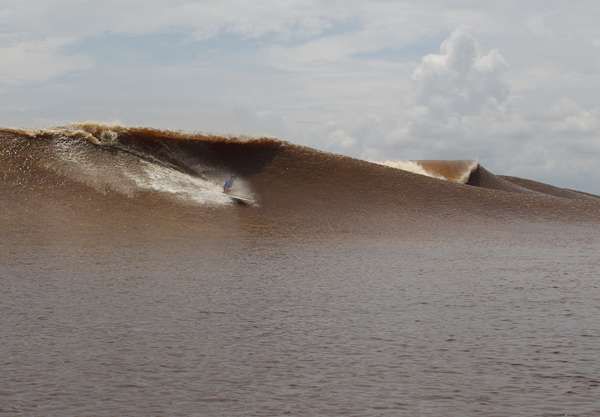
[2, 1, 600, 192]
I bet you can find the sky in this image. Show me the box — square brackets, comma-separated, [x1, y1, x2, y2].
[1, 0, 600, 192]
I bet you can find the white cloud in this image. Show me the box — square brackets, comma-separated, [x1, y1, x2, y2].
[0, 38, 91, 84]
[412, 28, 509, 116]
[327, 128, 356, 149]
[548, 98, 600, 134]
[0, 0, 348, 41]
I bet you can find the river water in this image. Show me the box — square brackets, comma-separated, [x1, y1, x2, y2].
[2, 223, 600, 417]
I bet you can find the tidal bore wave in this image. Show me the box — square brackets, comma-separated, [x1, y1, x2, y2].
[1, 123, 599, 239]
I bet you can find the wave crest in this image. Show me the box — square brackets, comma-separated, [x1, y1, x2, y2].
[376, 160, 478, 184]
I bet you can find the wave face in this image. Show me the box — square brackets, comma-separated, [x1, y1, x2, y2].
[1, 124, 264, 206]
[1, 123, 600, 239]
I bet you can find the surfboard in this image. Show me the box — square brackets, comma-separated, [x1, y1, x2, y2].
[228, 195, 253, 205]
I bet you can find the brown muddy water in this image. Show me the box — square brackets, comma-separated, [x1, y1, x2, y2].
[2, 223, 600, 417]
[2, 125, 600, 416]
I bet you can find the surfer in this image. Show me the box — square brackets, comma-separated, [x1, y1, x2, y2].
[223, 175, 236, 193]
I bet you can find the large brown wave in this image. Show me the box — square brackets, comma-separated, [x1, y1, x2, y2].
[2, 124, 600, 243]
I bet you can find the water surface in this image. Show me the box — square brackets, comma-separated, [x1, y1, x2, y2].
[2, 225, 599, 417]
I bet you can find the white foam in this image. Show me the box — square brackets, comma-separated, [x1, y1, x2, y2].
[129, 161, 233, 205]
[375, 160, 447, 181]
[48, 137, 140, 197]
[47, 137, 234, 206]
[375, 160, 478, 184]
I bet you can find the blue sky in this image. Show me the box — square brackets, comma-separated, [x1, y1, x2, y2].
[2, 0, 600, 192]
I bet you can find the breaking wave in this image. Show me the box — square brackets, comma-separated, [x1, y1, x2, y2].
[1, 122, 599, 233]
[376, 160, 478, 184]
[1, 124, 257, 206]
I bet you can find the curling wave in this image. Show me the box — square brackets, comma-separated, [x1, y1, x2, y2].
[1, 123, 599, 239]
[1, 124, 259, 206]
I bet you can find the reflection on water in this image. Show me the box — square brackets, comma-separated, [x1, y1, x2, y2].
[2, 228, 600, 417]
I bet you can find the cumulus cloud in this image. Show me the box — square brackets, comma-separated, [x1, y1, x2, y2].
[332, 29, 515, 161]
[412, 28, 509, 116]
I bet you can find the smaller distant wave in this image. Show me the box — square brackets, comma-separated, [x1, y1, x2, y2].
[376, 160, 478, 184]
